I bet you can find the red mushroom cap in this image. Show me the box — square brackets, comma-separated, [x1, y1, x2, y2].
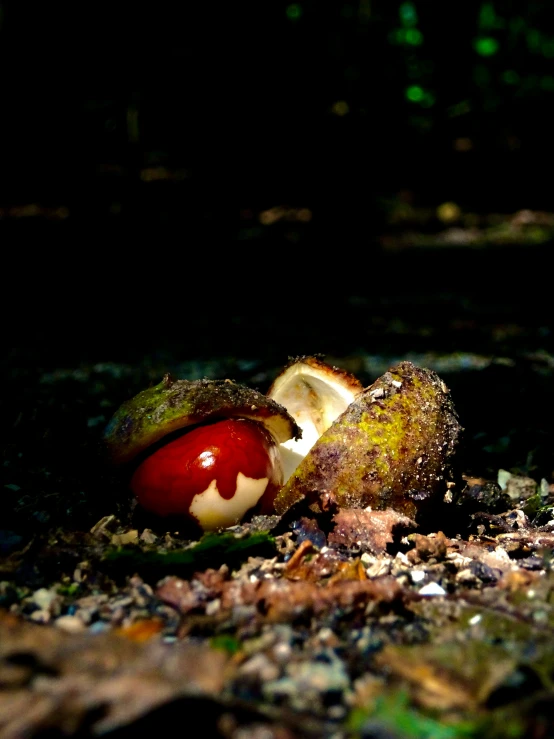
[130, 418, 282, 530]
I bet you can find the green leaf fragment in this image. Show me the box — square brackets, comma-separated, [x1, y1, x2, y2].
[101, 531, 276, 579]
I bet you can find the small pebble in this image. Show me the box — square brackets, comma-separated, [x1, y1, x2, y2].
[140, 529, 158, 544]
[32, 588, 59, 612]
[55, 615, 86, 633]
[30, 609, 50, 624]
[111, 530, 139, 547]
[394, 551, 410, 566]
[205, 598, 221, 616]
[419, 582, 447, 597]
[272, 642, 292, 663]
[239, 653, 280, 682]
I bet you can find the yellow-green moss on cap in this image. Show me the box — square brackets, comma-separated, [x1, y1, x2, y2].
[104, 374, 301, 466]
[273, 361, 462, 519]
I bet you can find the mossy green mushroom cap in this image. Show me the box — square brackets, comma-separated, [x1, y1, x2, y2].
[103, 374, 301, 466]
[273, 361, 462, 519]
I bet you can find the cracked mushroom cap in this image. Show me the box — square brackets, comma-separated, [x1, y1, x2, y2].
[273, 361, 462, 520]
[267, 356, 363, 481]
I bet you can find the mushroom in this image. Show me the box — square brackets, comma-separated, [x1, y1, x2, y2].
[103, 374, 300, 531]
[267, 356, 363, 481]
[273, 361, 462, 519]
[104, 359, 462, 530]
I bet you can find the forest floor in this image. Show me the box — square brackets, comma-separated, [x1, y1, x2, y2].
[1, 230, 554, 738]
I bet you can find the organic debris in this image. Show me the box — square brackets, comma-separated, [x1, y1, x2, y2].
[2, 353, 554, 737]
[329, 508, 416, 555]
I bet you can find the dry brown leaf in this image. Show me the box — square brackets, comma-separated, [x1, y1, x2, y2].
[328, 508, 416, 554]
[406, 531, 451, 564]
[0, 610, 231, 736]
[219, 576, 402, 622]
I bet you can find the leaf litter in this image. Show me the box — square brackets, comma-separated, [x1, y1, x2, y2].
[2, 354, 554, 737]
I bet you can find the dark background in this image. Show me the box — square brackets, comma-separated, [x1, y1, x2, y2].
[1, 0, 554, 530]
[1, 0, 553, 364]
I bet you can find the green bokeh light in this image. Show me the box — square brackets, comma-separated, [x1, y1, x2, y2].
[390, 27, 422, 46]
[527, 29, 541, 50]
[479, 3, 496, 29]
[420, 91, 436, 108]
[406, 85, 425, 102]
[474, 37, 499, 56]
[447, 100, 472, 117]
[286, 3, 302, 20]
[389, 28, 405, 44]
[405, 28, 423, 45]
[399, 2, 418, 27]
[510, 17, 526, 35]
[502, 69, 519, 85]
[540, 75, 554, 91]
